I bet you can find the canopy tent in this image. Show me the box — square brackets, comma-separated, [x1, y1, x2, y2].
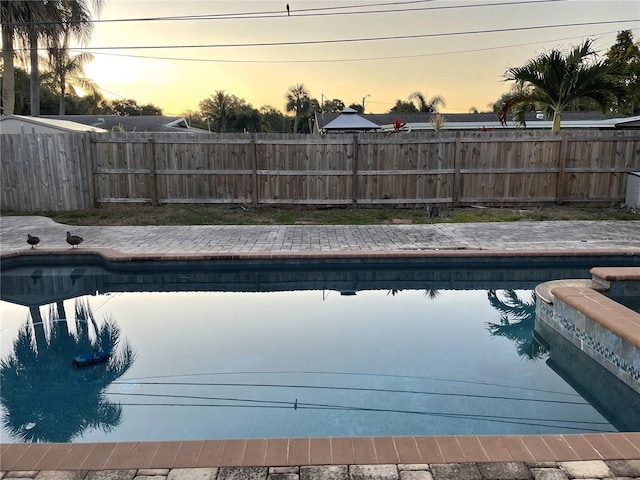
[321, 107, 380, 132]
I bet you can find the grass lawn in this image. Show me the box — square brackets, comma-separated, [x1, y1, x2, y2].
[4, 204, 639, 226]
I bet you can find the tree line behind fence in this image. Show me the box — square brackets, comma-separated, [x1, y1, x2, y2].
[1, 130, 639, 212]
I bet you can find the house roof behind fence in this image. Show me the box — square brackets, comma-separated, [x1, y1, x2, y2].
[315, 111, 638, 131]
[0, 115, 108, 134]
[42, 115, 209, 133]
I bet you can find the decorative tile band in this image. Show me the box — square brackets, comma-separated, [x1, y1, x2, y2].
[536, 300, 640, 391]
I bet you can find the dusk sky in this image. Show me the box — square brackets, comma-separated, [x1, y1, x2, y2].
[79, 0, 640, 116]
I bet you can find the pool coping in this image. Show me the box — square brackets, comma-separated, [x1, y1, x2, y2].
[2, 246, 640, 263]
[2, 434, 640, 471]
[551, 286, 640, 349]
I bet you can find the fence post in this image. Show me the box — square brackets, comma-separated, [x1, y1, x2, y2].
[147, 138, 159, 206]
[556, 132, 568, 205]
[250, 133, 258, 207]
[84, 134, 98, 209]
[452, 132, 462, 206]
[352, 133, 359, 207]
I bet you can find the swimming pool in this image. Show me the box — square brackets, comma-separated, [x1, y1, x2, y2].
[1, 257, 638, 444]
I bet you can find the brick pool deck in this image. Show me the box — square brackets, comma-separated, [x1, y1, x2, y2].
[1, 217, 640, 479]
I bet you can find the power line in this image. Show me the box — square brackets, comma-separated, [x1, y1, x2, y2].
[177, 0, 568, 21]
[4, 0, 436, 25]
[108, 393, 612, 432]
[5, 0, 567, 26]
[113, 401, 614, 432]
[121, 369, 581, 397]
[112, 380, 590, 406]
[64, 19, 638, 51]
[77, 29, 635, 64]
[112, 391, 601, 422]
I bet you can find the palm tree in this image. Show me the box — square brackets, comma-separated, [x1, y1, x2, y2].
[1, 0, 31, 115]
[0, 299, 134, 442]
[45, 29, 99, 114]
[199, 90, 238, 132]
[499, 39, 625, 131]
[486, 289, 546, 360]
[1, 0, 101, 116]
[43, 0, 102, 115]
[285, 83, 310, 133]
[409, 91, 446, 113]
[17, 1, 56, 117]
[423, 289, 441, 300]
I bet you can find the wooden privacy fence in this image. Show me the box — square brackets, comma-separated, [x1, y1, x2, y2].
[2, 130, 639, 212]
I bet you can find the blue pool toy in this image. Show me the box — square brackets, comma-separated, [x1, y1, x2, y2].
[73, 348, 112, 367]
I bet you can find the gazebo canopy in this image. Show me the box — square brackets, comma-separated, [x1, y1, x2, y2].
[322, 107, 380, 132]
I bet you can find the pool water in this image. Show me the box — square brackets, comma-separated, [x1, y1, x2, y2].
[0, 283, 619, 444]
[606, 294, 640, 314]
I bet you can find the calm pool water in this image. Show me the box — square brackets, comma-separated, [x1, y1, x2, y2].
[0, 260, 634, 443]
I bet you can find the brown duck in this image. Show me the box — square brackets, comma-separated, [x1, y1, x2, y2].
[27, 234, 40, 249]
[66, 231, 83, 249]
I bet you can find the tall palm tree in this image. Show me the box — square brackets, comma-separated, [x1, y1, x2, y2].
[38, 0, 102, 116]
[0, 299, 134, 443]
[1, 0, 31, 115]
[45, 29, 99, 114]
[22, 0, 67, 117]
[1, 0, 101, 116]
[285, 83, 310, 133]
[499, 39, 625, 131]
[409, 91, 446, 113]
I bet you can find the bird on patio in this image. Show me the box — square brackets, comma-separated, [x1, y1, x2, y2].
[66, 231, 84, 249]
[27, 234, 40, 249]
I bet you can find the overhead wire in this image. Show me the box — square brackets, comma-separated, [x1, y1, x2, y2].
[107, 392, 614, 432]
[6, 0, 568, 26]
[119, 369, 582, 397]
[111, 380, 590, 406]
[64, 19, 638, 52]
[105, 361, 611, 433]
[75, 29, 637, 64]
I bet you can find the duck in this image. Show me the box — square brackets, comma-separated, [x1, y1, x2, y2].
[70, 268, 85, 285]
[66, 231, 83, 249]
[31, 269, 43, 285]
[27, 234, 40, 249]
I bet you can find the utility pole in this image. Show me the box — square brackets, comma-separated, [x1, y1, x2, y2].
[362, 94, 370, 114]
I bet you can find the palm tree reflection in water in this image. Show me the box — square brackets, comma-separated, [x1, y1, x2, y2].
[0, 299, 135, 443]
[486, 290, 547, 361]
[385, 289, 441, 299]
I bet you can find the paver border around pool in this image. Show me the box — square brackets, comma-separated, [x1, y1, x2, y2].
[2, 245, 640, 263]
[2, 433, 640, 471]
